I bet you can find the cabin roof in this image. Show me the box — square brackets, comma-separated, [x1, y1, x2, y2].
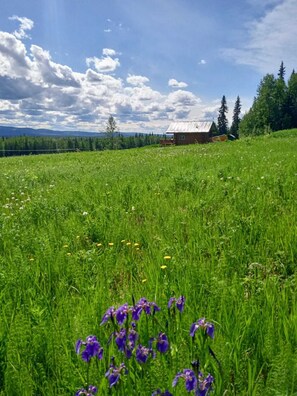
[166, 121, 215, 134]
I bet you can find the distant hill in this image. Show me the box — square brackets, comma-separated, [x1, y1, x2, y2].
[0, 125, 151, 138]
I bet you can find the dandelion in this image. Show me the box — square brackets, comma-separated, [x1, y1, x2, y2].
[63, 244, 69, 248]
[161, 265, 167, 270]
[66, 252, 72, 256]
[164, 255, 171, 260]
[96, 243, 102, 247]
[141, 279, 147, 283]
[126, 242, 132, 246]
[190, 318, 214, 339]
[75, 335, 103, 362]
[105, 359, 127, 388]
[75, 385, 97, 395]
[108, 242, 114, 246]
[134, 243, 140, 247]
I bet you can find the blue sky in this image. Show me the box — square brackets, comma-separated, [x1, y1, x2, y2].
[0, 0, 296, 133]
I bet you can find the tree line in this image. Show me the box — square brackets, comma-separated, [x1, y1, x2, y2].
[217, 62, 297, 138]
[0, 133, 161, 157]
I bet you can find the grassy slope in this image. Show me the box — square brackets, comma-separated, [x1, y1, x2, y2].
[0, 132, 296, 395]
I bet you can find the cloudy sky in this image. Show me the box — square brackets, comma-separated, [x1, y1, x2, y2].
[0, 0, 296, 133]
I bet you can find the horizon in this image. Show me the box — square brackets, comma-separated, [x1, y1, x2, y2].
[0, 0, 296, 133]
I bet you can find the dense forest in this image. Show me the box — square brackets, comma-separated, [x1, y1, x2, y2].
[0, 133, 161, 157]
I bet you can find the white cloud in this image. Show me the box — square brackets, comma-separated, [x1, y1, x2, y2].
[102, 48, 117, 57]
[9, 15, 34, 39]
[223, 0, 297, 74]
[86, 55, 120, 73]
[168, 78, 188, 88]
[126, 74, 150, 86]
[104, 29, 112, 33]
[198, 59, 206, 65]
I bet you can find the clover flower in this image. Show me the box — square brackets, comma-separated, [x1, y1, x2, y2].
[75, 335, 103, 362]
[136, 344, 155, 364]
[75, 385, 97, 396]
[168, 295, 185, 312]
[105, 359, 127, 388]
[190, 318, 214, 339]
[100, 306, 116, 325]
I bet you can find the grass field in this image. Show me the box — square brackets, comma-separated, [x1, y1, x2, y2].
[0, 132, 296, 395]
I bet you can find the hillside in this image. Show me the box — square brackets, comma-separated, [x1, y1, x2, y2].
[0, 133, 296, 395]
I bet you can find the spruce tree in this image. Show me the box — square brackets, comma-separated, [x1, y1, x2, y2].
[230, 96, 241, 138]
[217, 95, 228, 135]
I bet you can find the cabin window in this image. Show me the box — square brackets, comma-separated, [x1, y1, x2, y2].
[179, 134, 185, 140]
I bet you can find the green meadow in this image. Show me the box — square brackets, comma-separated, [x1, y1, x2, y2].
[0, 132, 296, 395]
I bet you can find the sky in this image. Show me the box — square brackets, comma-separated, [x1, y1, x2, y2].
[0, 0, 296, 133]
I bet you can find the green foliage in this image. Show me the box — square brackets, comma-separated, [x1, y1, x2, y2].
[217, 95, 228, 135]
[239, 62, 297, 136]
[0, 136, 296, 394]
[230, 96, 241, 138]
[0, 134, 161, 157]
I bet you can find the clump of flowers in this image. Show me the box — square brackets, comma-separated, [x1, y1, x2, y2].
[74, 295, 217, 395]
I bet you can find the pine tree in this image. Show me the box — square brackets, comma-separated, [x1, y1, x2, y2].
[217, 95, 228, 135]
[230, 96, 241, 138]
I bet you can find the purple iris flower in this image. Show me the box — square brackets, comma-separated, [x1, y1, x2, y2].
[173, 369, 198, 392]
[136, 344, 155, 364]
[115, 328, 127, 352]
[100, 306, 116, 325]
[134, 298, 161, 318]
[168, 296, 185, 312]
[128, 322, 138, 350]
[152, 390, 173, 396]
[156, 333, 169, 353]
[75, 335, 103, 362]
[105, 361, 127, 388]
[75, 385, 97, 395]
[190, 318, 215, 339]
[115, 303, 130, 325]
[197, 373, 214, 396]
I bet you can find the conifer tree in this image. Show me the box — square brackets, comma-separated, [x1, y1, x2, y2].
[105, 115, 118, 149]
[217, 95, 228, 135]
[230, 96, 241, 138]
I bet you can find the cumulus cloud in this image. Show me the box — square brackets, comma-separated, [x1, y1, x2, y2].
[168, 78, 188, 88]
[198, 59, 206, 65]
[0, 21, 204, 132]
[126, 74, 150, 86]
[9, 15, 34, 39]
[222, 0, 297, 73]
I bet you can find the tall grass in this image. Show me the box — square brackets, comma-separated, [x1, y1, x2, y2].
[0, 133, 296, 395]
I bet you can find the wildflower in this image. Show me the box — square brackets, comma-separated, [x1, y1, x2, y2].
[96, 243, 102, 247]
[126, 242, 132, 246]
[114, 328, 127, 352]
[75, 385, 97, 395]
[152, 390, 173, 396]
[168, 295, 185, 313]
[173, 369, 197, 392]
[156, 333, 169, 353]
[132, 297, 161, 320]
[105, 359, 127, 388]
[161, 265, 167, 270]
[136, 344, 155, 364]
[108, 242, 114, 246]
[115, 303, 129, 325]
[197, 373, 214, 395]
[128, 322, 138, 350]
[134, 243, 140, 247]
[75, 335, 103, 362]
[142, 279, 147, 283]
[164, 255, 171, 260]
[190, 318, 214, 339]
[82, 212, 88, 216]
[100, 306, 116, 325]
